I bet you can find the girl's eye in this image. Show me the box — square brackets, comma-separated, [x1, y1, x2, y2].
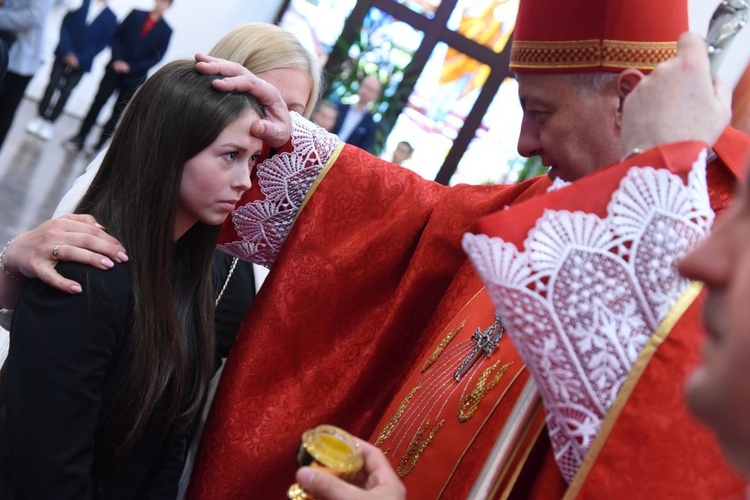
[224, 151, 238, 162]
[250, 154, 260, 164]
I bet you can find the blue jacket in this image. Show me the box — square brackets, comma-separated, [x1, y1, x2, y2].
[109, 9, 172, 86]
[331, 102, 379, 152]
[54, 0, 117, 73]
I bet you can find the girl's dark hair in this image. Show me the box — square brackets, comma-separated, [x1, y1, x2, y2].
[75, 59, 262, 470]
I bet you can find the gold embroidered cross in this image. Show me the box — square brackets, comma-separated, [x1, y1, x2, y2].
[453, 314, 504, 382]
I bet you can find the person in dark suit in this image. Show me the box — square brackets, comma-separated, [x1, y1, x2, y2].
[64, 0, 173, 154]
[24, 0, 117, 141]
[0, 39, 8, 82]
[0, 59, 264, 499]
[331, 75, 382, 152]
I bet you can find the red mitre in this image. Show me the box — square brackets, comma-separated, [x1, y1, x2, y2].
[510, 0, 688, 73]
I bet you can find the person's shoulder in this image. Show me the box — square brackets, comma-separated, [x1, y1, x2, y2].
[126, 9, 148, 20]
[55, 261, 132, 303]
[16, 262, 133, 333]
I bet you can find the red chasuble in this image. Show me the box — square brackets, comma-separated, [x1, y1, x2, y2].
[187, 121, 551, 498]
[189, 116, 749, 498]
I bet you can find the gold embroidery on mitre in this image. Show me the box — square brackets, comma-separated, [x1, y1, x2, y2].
[510, 39, 677, 70]
[375, 385, 420, 446]
[510, 39, 601, 69]
[602, 40, 677, 70]
[396, 419, 445, 478]
[457, 361, 512, 422]
[422, 319, 466, 372]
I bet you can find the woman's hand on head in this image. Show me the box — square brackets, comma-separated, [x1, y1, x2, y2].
[3, 214, 128, 294]
[294, 439, 406, 500]
[195, 53, 292, 148]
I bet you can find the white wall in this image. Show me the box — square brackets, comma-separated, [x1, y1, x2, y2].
[27, 0, 285, 119]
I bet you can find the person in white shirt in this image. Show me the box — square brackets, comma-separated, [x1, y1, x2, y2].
[330, 75, 382, 152]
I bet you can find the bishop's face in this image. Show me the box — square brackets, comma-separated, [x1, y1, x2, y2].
[515, 72, 623, 182]
[679, 168, 750, 479]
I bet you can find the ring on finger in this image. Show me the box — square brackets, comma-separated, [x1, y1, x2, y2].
[52, 244, 61, 261]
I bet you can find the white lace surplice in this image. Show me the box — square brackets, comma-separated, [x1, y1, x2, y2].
[462, 151, 713, 482]
[218, 112, 340, 267]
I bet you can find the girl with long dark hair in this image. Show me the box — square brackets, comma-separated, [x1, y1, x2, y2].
[0, 59, 263, 498]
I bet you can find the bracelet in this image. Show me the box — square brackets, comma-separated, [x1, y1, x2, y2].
[621, 147, 645, 162]
[0, 235, 24, 283]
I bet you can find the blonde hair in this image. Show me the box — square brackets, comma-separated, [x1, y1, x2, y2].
[209, 23, 321, 118]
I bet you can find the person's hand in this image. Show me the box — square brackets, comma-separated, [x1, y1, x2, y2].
[194, 53, 292, 148]
[294, 439, 406, 500]
[2, 215, 128, 295]
[621, 31, 732, 156]
[64, 53, 79, 69]
[112, 60, 130, 73]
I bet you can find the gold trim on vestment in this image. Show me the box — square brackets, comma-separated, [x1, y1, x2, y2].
[438, 365, 527, 497]
[510, 39, 677, 71]
[289, 140, 345, 230]
[563, 281, 704, 499]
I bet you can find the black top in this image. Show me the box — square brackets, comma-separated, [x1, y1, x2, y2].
[211, 251, 255, 365]
[0, 262, 188, 499]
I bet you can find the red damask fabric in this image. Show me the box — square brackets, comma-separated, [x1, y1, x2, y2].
[189, 130, 749, 499]
[187, 145, 550, 498]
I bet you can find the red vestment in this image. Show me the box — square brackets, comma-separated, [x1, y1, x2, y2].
[188, 120, 551, 497]
[465, 136, 750, 499]
[189, 119, 750, 498]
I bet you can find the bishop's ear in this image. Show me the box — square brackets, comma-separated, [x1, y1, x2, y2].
[616, 69, 646, 123]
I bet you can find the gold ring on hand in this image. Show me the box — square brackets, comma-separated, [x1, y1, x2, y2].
[51, 244, 61, 261]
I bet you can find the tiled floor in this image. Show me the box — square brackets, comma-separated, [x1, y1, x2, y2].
[0, 98, 98, 246]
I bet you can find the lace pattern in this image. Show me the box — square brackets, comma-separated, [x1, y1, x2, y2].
[462, 150, 712, 482]
[218, 112, 340, 267]
[547, 177, 571, 192]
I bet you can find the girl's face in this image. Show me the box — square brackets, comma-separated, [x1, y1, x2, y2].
[174, 108, 262, 239]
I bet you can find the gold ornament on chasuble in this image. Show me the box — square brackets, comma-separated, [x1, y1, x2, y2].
[372, 288, 528, 485]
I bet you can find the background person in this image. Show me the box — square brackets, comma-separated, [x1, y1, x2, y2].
[63, 0, 173, 155]
[311, 99, 338, 132]
[25, 0, 117, 141]
[389, 140, 413, 165]
[0, 0, 55, 151]
[330, 74, 381, 152]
